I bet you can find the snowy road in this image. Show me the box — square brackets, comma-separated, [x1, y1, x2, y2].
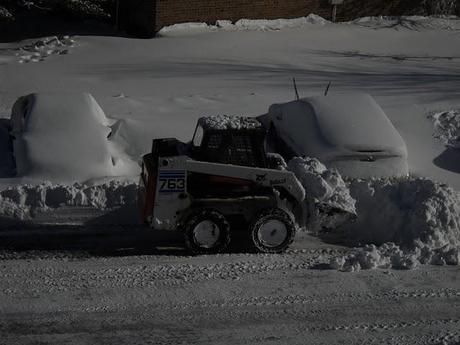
[0, 231, 459, 345]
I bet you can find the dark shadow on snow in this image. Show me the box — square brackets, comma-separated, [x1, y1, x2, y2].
[433, 147, 460, 174]
[0, 205, 257, 257]
[0, 222, 188, 257]
[0, 119, 16, 178]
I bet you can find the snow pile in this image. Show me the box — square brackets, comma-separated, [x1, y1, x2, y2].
[229, 14, 330, 31]
[158, 15, 459, 36]
[287, 157, 356, 231]
[17, 36, 75, 64]
[199, 115, 262, 130]
[429, 109, 460, 148]
[351, 16, 460, 31]
[0, 181, 138, 221]
[158, 14, 329, 35]
[331, 178, 460, 271]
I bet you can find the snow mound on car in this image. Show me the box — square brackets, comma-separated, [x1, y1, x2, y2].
[287, 157, 357, 230]
[429, 109, 460, 148]
[199, 115, 262, 130]
[331, 178, 460, 271]
[10, 93, 137, 183]
[0, 181, 138, 221]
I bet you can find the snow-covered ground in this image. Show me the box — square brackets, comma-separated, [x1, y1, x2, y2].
[0, 15, 460, 345]
[1, 15, 460, 188]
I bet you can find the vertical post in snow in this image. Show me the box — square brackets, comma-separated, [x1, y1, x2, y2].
[329, 0, 343, 23]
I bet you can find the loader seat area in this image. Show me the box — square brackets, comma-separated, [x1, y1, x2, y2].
[191, 125, 268, 168]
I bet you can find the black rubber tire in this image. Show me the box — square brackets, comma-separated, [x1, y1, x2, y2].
[184, 209, 231, 255]
[250, 208, 296, 253]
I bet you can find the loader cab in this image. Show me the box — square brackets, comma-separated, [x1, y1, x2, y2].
[191, 118, 268, 168]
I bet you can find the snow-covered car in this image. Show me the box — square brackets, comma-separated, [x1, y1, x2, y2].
[0, 119, 16, 178]
[10, 93, 118, 182]
[259, 93, 408, 179]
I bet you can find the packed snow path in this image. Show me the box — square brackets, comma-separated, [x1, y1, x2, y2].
[0, 231, 459, 345]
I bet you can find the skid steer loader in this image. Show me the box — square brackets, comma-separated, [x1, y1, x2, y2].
[139, 115, 306, 254]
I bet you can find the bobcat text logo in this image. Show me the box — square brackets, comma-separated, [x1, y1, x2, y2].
[270, 178, 286, 185]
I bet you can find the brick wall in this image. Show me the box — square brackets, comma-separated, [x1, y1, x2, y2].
[119, 0, 435, 37]
[155, 0, 331, 30]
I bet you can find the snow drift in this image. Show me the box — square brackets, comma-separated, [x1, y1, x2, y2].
[331, 178, 460, 271]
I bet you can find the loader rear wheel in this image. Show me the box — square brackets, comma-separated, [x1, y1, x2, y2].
[250, 208, 296, 253]
[184, 210, 230, 254]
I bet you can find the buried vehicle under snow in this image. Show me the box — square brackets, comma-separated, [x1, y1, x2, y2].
[8, 93, 132, 181]
[139, 116, 307, 254]
[259, 93, 409, 179]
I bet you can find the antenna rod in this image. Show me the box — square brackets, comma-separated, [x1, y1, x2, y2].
[324, 82, 331, 96]
[293, 78, 300, 100]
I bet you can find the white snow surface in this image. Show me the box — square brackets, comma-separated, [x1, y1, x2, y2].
[331, 178, 460, 271]
[430, 109, 460, 148]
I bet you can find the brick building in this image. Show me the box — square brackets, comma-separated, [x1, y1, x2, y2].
[119, 0, 425, 37]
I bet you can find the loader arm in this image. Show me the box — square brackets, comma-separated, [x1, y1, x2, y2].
[185, 158, 305, 203]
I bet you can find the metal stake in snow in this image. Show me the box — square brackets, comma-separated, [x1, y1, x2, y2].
[324, 82, 331, 96]
[292, 78, 300, 101]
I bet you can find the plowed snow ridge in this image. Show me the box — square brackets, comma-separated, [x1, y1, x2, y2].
[0, 181, 138, 220]
[332, 178, 460, 271]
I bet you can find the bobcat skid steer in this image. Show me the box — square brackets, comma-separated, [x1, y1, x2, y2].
[139, 116, 306, 254]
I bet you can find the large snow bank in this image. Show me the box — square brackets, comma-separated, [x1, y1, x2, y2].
[429, 109, 460, 148]
[158, 14, 329, 35]
[158, 15, 458, 36]
[0, 181, 138, 222]
[331, 178, 460, 271]
[286, 157, 357, 231]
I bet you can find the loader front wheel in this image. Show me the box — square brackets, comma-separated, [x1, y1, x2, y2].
[250, 208, 296, 253]
[184, 210, 230, 254]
